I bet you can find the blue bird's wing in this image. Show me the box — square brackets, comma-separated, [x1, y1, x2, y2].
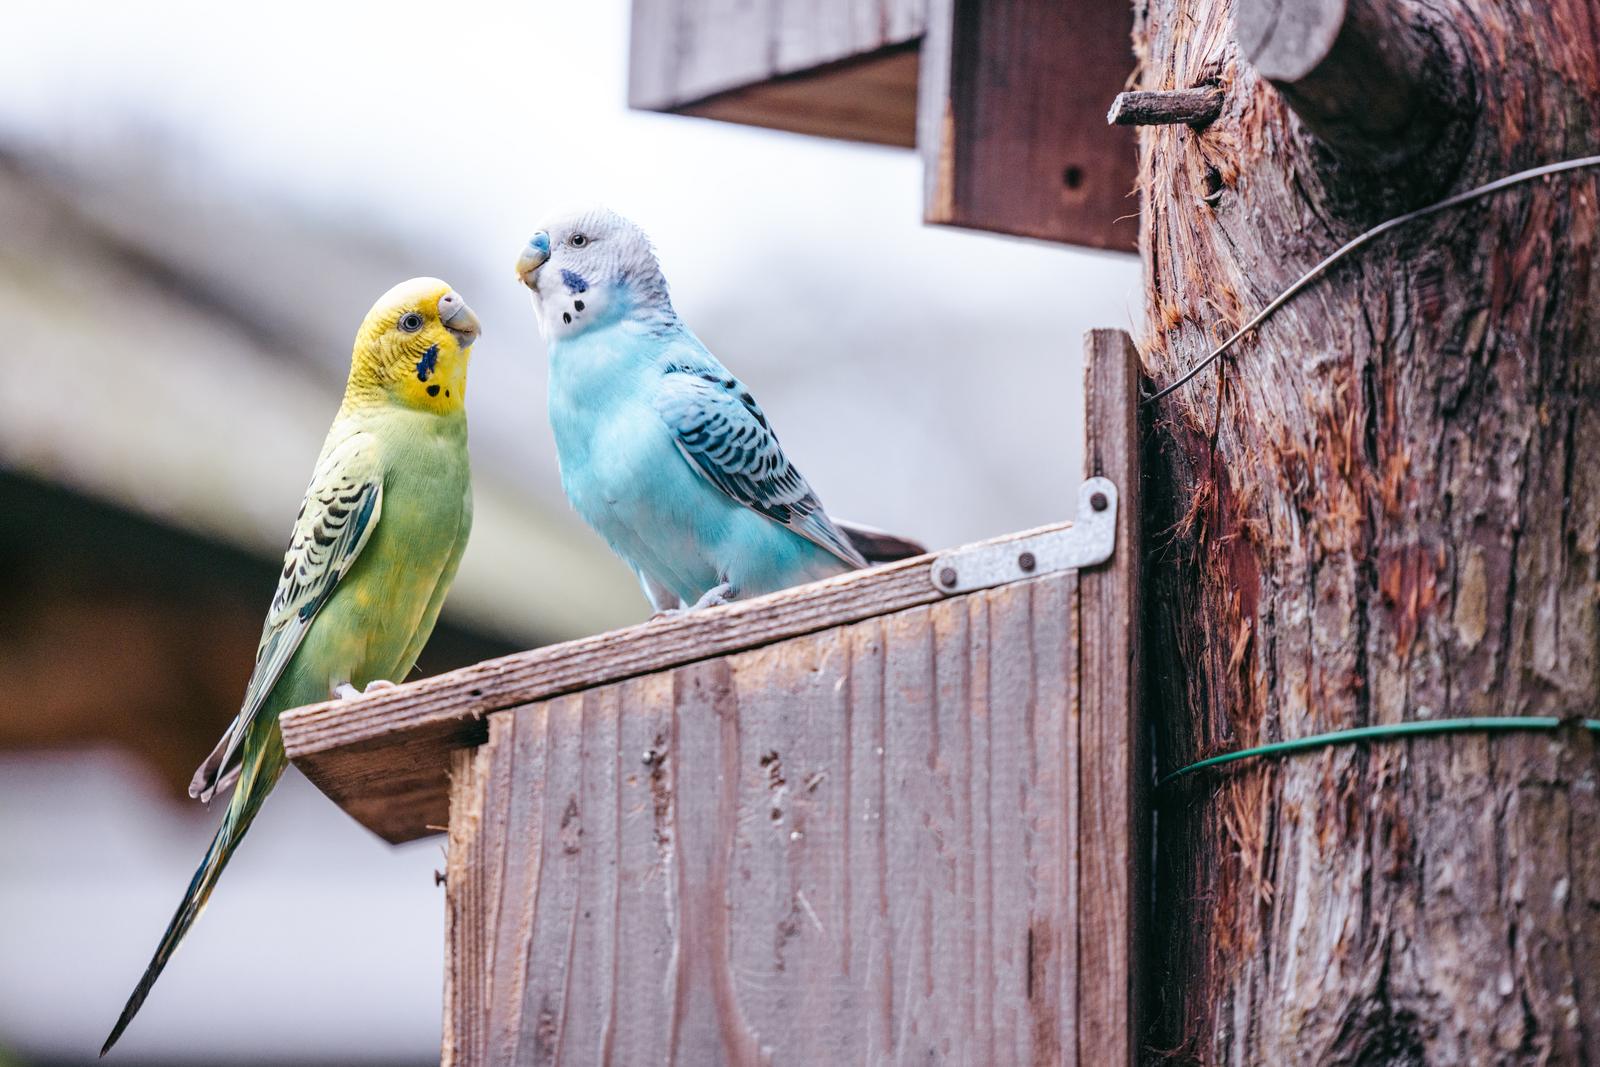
[655, 365, 867, 570]
[188, 431, 384, 802]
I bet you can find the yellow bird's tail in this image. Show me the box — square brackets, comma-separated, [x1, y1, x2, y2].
[101, 737, 286, 1056]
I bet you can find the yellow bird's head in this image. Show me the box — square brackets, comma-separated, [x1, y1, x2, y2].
[347, 277, 480, 415]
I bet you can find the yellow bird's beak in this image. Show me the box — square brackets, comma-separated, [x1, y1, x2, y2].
[438, 290, 480, 347]
[516, 231, 551, 289]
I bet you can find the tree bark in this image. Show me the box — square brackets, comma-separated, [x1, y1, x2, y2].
[1135, 0, 1600, 1063]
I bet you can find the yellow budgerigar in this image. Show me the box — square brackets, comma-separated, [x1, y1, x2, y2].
[102, 278, 480, 1055]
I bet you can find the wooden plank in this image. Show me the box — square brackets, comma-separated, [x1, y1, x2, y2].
[282, 523, 1067, 844]
[720, 621, 861, 1061]
[594, 674, 678, 1064]
[1075, 328, 1144, 1065]
[1032, 565, 1081, 1066]
[919, 0, 1139, 250]
[841, 616, 894, 1061]
[674, 46, 921, 148]
[629, 0, 926, 147]
[549, 686, 623, 1065]
[442, 719, 512, 1067]
[443, 577, 1081, 1062]
[442, 746, 481, 1067]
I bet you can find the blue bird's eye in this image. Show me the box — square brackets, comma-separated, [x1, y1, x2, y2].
[569, 233, 588, 248]
[399, 312, 424, 333]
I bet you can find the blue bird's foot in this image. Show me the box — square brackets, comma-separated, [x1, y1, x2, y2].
[690, 582, 737, 611]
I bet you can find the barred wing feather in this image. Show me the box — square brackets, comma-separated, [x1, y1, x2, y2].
[189, 432, 384, 801]
[656, 365, 866, 569]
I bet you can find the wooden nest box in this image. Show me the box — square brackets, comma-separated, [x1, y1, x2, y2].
[628, 0, 1138, 251]
[281, 333, 1146, 1065]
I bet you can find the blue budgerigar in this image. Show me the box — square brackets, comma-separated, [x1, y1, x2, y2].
[515, 207, 921, 614]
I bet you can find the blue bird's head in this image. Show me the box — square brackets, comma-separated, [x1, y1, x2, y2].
[515, 206, 674, 341]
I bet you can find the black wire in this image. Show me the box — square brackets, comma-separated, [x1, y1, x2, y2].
[1142, 155, 1600, 407]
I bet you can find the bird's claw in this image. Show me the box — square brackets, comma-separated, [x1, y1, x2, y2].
[334, 679, 398, 700]
[690, 582, 736, 611]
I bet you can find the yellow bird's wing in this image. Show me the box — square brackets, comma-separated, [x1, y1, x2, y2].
[190, 431, 384, 801]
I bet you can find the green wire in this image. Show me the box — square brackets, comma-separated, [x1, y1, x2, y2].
[1157, 716, 1600, 789]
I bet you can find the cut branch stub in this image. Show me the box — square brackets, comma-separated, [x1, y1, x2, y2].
[1236, 0, 1475, 174]
[1107, 87, 1225, 127]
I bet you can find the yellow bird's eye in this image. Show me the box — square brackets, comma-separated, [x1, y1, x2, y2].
[398, 312, 425, 333]
[569, 233, 588, 248]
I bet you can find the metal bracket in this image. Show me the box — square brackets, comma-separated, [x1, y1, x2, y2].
[930, 477, 1118, 595]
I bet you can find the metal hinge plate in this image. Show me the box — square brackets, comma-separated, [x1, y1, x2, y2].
[930, 477, 1118, 595]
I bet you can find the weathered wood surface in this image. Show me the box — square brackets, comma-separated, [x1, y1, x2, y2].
[629, 0, 926, 146]
[919, 0, 1139, 250]
[1076, 329, 1144, 1066]
[1137, 0, 1600, 1061]
[443, 575, 1082, 1066]
[1107, 88, 1224, 128]
[1235, 0, 1474, 171]
[282, 523, 1068, 843]
[437, 330, 1146, 1066]
[668, 46, 921, 148]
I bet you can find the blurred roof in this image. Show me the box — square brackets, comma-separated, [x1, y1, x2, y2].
[0, 148, 641, 646]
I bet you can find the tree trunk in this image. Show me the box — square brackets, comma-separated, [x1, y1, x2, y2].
[1135, 0, 1600, 1063]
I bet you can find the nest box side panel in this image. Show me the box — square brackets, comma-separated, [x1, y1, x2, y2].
[442, 574, 1082, 1064]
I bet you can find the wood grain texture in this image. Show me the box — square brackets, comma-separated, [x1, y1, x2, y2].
[1107, 88, 1225, 128]
[443, 743, 491, 1067]
[444, 576, 1082, 1065]
[629, 0, 926, 146]
[1234, 0, 1474, 171]
[919, 0, 1139, 250]
[435, 329, 1146, 1064]
[1137, 1, 1600, 1060]
[674, 45, 920, 148]
[283, 525, 1067, 844]
[1077, 330, 1145, 1066]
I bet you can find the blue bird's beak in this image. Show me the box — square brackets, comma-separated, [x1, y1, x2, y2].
[516, 232, 551, 289]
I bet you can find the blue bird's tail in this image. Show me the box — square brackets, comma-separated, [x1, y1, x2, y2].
[834, 519, 926, 564]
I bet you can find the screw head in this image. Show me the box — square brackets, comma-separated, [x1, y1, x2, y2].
[939, 566, 958, 588]
[1090, 491, 1109, 512]
[1017, 551, 1037, 573]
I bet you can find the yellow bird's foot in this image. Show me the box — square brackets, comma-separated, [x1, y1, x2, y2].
[335, 679, 397, 700]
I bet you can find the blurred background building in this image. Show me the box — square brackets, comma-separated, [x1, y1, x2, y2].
[0, 1, 1137, 1062]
